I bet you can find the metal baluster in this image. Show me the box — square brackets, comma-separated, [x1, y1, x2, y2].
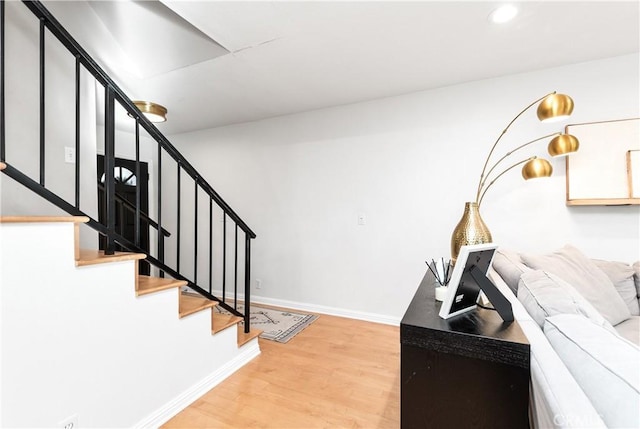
[176, 164, 181, 272]
[39, 18, 45, 186]
[234, 223, 238, 309]
[194, 180, 198, 284]
[244, 236, 251, 333]
[134, 120, 140, 247]
[1, 0, 6, 161]
[209, 198, 213, 295]
[157, 142, 163, 277]
[222, 213, 226, 303]
[74, 56, 80, 208]
[104, 86, 116, 255]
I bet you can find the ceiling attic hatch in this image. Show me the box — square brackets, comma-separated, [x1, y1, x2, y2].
[87, 0, 230, 79]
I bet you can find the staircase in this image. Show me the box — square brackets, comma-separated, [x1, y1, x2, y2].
[0, 217, 260, 427]
[0, 0, 261, 427]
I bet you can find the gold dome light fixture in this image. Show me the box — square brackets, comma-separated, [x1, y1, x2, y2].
[450, 91, 580, 261]
[132, 100, 167, 123]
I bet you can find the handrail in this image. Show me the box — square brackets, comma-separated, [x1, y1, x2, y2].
[21, 0, 256, 239]
[96, 182, 171, 237]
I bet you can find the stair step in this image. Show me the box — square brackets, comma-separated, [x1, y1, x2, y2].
[179, 294, 216, 318]
[137, 275, 187, 296]
[76, 249, 146, 267]
[212, 312, 242, 334]
[0, 215, 89, 223]
[1, 217, 87, 261]
[238, 327, 262, 347]
[0, 161, 6, 170]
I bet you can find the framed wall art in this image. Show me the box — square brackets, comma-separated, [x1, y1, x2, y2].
[565, 118, 640, 205]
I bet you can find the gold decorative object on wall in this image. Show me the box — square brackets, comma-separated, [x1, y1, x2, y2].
[451, 92, 579, 262]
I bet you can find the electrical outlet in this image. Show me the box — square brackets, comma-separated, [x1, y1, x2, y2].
[357, 213, 366, 226]
[64, 147, 76, 164]
[256, 279, 262, 289]
[59, 414, 78, 429]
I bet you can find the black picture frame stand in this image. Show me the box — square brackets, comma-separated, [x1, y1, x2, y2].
[469, 264, 514, 322]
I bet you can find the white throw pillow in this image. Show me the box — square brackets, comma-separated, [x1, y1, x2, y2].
[517, 270, 617, 333]
[521, 245, 631, 326]
[615, 317, 640, 346]
[492, 248, 531, 294]
[593, 259, 640, 316]
[544, 314, 640, 429]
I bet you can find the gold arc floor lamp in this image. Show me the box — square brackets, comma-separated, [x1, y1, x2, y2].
[450, 92, 579, 262]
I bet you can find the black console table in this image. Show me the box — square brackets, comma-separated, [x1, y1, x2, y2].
[400, 270, 531, 428]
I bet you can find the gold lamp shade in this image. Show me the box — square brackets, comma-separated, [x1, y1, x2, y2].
[522, 158, 553, 180]
[133, 100, 167, 123]
[548, 133, 579, 157]
[536, 93, 574, 122]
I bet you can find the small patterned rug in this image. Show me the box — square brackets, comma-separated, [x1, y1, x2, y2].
[216, 304, 318, 343]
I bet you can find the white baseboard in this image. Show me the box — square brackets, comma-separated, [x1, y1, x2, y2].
[133, 341, 260, 429]
[212, 290, 400, 326]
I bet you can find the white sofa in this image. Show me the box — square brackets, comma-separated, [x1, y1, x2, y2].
[489, 245, 640, 429]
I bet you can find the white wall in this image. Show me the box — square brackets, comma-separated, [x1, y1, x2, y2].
[169, 54, 640, 322]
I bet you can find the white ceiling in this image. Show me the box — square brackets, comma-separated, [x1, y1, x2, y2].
[46, 1, 639, 135]
[86, 0, 229, 79]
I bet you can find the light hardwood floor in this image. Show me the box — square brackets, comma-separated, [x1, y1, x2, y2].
[163, 311, 400, 428]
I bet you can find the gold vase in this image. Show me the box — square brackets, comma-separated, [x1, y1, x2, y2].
[451, 202, 493, 262]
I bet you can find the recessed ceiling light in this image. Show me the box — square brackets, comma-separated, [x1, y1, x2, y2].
[489, 5, 518, 24]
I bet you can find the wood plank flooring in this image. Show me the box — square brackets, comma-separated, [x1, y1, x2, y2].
[162, 312, 400, 428]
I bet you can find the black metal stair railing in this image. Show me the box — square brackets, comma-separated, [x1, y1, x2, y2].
[0, 0, 255, 332]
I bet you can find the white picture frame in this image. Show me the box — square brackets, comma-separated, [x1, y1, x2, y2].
[439, 243, 498, 320]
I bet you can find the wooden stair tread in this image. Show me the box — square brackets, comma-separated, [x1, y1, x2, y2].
[211, 312, 242, 334]
[0, 215, 89, 223]
[0, 161, 6, 170]
[137, 275, 187, 296]
[238, 328, 262, 347]
[179, 294, 216, 318]
[76, 249, 146, 266]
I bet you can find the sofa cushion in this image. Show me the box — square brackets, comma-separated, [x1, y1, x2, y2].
[593, 259, 640, 316]
[615, 316, 640, 346]
[520, 319, 607, 429]
[492, 248, 531, 294]
[521, 245, 631, 325]
[544, 314, 640, 429]
[634, 261, 640, 304]
[517, 270, 617, 333]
